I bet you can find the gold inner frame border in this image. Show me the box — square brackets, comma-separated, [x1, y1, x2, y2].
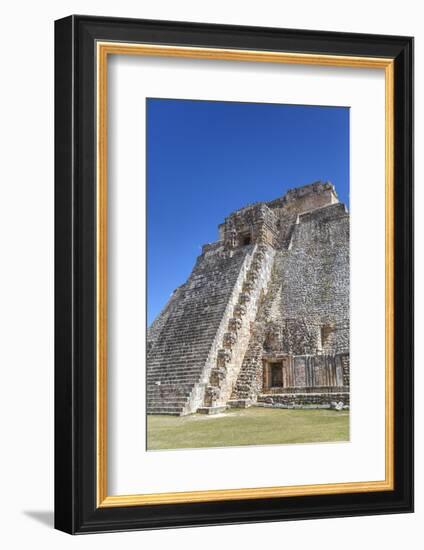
[96, 41, 395, 508]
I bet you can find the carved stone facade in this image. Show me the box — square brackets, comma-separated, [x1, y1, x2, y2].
[147, 181, 349, 415]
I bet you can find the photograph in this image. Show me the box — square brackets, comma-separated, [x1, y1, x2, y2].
[146, 98, 350, 450]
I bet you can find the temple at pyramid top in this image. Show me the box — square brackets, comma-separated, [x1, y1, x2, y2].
[215, 180, 346, 252]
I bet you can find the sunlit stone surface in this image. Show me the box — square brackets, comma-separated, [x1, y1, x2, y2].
[147, 181, 349, 415]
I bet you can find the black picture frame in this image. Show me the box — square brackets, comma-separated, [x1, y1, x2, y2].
[55, 14, 414, 534]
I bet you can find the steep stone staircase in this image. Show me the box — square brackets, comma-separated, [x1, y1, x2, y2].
[200, 243, 275, 411]
[146, 246, 256, 415]
[230, 253, 284, 405]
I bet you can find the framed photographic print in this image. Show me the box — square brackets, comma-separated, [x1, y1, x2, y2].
[54, 15, 414, 534]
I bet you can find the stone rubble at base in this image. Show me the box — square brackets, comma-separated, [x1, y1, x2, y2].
[147, 181, 349, 416]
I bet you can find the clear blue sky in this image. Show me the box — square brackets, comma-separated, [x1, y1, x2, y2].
[147, 98, 349, 325]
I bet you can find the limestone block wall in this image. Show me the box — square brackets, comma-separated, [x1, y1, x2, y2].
[262, 353, 346, 389]
[277, 202, 350, 355]
[221, 203, 279, 249]
[232, 201, 349, 404]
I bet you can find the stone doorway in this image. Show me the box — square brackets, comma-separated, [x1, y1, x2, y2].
[270, 363, 283, 387]
[263, 355, 293, 391]
[240, 232, 252, 246]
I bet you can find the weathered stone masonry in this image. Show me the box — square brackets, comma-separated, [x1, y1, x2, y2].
[147, 181, 350, 415]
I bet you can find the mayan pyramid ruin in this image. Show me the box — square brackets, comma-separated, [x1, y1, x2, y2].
[147, 181, 349, 415]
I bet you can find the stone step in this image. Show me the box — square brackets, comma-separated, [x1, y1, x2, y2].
[147, 392, 190, 400]
[147, 380, 200, 388]
[148, 401, 192, 408]
[147, 363, 205, 369]
[147, 388, 194, 395]
[148, 351, 210, 357]
[147, 399, 188, 410]
[147, 368, 204, 376]
[147, 391, 193, 397]
[147, 356, 209, 365]
[148, 370, 203, 377]
[147, 364, 205, 371]
[147, 387, 193, 395]
[150, 327, 219, 335]
[147, 394, 192, 402]
[147, 385, 194, 393]
[147, 378, 201, 386]
[148, 338, 216, 346]
[147, 385, 197, 392]
[146, 397, 189, 405]
[147, 382, 199, 389]
[149, 340, 216, 348]
[147, 409, 183, 416]
[147, 361, 206, 367]
[147, 379, 198, 387]
[147, 380, 198, 387]
[148, 372, 201, 378]
[147, 378, 200, 385]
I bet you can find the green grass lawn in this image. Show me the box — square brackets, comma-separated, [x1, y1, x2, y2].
[147, 407, 349, 450]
